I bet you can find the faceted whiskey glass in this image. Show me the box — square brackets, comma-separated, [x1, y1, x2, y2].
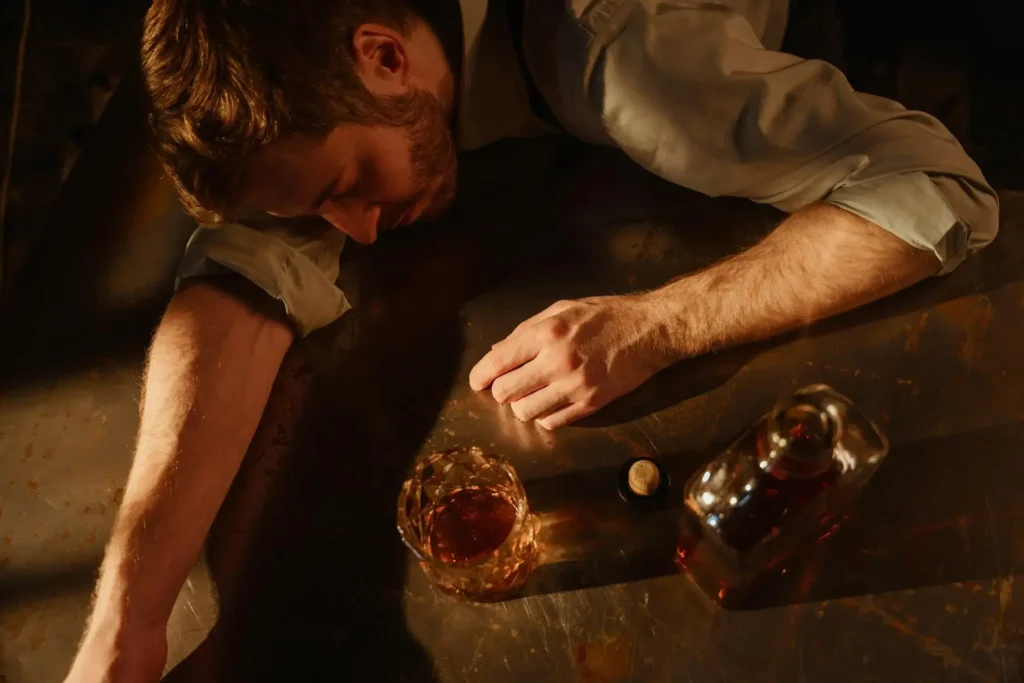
[397, 447, 538, 601]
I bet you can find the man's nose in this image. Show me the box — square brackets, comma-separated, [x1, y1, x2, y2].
[321, 202, 382, 244]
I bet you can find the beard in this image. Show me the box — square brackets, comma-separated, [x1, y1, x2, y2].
[374, 88, 458, 227]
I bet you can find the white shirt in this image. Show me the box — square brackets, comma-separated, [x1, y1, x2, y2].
[177, 0, 999, 336]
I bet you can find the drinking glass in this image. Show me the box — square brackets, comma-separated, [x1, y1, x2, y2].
[397, 446, 538, 601]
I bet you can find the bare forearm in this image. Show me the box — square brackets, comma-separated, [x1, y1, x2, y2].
[651, 203, 939, 358]
[87, 281, 293, 635]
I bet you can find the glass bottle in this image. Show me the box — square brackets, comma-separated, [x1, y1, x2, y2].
[676, 384, 889, 607]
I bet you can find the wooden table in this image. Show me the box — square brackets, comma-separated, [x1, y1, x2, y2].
[1, 79, 1022, 683]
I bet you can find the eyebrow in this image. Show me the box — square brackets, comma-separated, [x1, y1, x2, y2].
[310, 172, 342, 211]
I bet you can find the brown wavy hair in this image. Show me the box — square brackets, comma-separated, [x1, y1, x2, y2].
[141, 0, 416, 223]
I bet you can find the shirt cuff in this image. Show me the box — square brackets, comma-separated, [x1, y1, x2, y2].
[824, 172, 968, 275]
[175, 222, 350, 336]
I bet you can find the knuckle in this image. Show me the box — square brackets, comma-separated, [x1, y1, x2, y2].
[545, 317, 571, 342]
[556, 349, 583, 374]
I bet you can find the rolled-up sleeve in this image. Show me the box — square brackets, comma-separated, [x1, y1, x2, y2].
[176, 217, 350, 336]
[593, 0, 999, 273]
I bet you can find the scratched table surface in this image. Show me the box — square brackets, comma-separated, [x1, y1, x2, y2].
[1, 75, 1022, 683]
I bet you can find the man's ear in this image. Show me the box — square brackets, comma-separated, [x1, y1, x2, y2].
[351, 24, 410, 96]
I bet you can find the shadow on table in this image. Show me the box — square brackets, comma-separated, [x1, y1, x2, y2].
[161, 248, 460, 682]
[162, 315, 449, 682]
[518, 446, 708, 597]
[0, 558, 104, 615]
[577, 344, 765, 427]
[741, 420, 1024, 609]
[510, 421, 1023, 609]
[160, 140, 575, 683]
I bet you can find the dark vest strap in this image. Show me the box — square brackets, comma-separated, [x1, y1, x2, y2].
[505, 0, 564, 130]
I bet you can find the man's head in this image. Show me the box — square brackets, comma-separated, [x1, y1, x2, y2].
[142, 0, 458, 244]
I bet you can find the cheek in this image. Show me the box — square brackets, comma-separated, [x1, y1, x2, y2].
[246, 168, 311, 216]
[367, 132, 419, 200]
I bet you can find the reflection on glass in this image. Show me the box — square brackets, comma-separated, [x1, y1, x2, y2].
[676, 384, 889, 607]
[397, 447, 538, 601]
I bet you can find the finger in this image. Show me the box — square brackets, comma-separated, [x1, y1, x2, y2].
[469, 336, 539, 391]
[508, 300, 574, 338]
[535, 402, 596, 431]
[490, 361, 550, 404]
[509, 384, 570, 422]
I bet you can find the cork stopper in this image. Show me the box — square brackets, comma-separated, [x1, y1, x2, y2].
[627, 459, 661, 497]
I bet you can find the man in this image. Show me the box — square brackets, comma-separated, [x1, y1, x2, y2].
[65, 0, 997, 680]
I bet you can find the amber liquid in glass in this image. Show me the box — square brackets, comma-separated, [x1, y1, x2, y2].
[715, 467, 839, 553]
[428, 488, 517, 565]
[398, 447, 538, 600]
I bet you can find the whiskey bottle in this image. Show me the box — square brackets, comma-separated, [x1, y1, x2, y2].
[676, 384, 889, 607]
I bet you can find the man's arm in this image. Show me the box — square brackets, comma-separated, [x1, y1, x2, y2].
[654, 202, 938, 357]
[469, 204, 937, 429]
[472, 1, 1000, 427]
[65, 278, 294, 683]
[595, 0, 999, 271]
